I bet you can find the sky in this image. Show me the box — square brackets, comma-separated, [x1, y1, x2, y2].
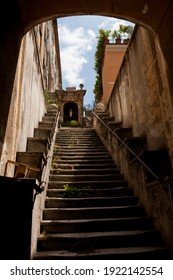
[57, 16, 134, 107]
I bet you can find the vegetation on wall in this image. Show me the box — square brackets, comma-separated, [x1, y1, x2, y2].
[93, 29, 111, 103]
[93, 24, 134, 103]
[44, 89, 57, 105]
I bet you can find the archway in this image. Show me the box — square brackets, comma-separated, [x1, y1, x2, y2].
[1, 1, 173, 154]
[63, 102, 78, 124]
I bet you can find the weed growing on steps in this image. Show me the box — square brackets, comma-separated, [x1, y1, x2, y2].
[62, 184, 93, 198]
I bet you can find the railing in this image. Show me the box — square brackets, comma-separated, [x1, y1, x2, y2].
[40, 109, 61, 189]
[93, 111, 160, 181]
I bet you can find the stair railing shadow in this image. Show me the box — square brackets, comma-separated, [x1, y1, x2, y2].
[93, 111, 160, 182]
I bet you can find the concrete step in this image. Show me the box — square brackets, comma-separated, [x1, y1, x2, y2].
[101, 116, 115, 124]
[34, 127, 171, 260]
[108, 122, 122, 130]
[34, 246, 171, 260]
[50, 168, 120, 175]
[34, 128, 52, 138]
[51, 158, 115, 164]
[53, 154, 113, 161]
[49, 173, 124, 182]
[55, 142, 104, 146]
[26, 137, 50, 154]
[47, 187, 133, 198]
[43, 205, 146, 220]
[53, 145, 106, 150]
[53, 146, 106, 152]
[48, 180, 128, 189]
[42, 116, 56, 122]
[40, 216, 154, 234]
[37, 230, 163, 252]
[39, 121, 55, 129]
[56, 134, 100, 138]
[51, 163, 116, 170]
[53, 150, 110, 156]
[45, 195, 139, 208]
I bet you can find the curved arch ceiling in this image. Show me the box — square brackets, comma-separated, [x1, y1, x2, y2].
[17, 0, 171, 34]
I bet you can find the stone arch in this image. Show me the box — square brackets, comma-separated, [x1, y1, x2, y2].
[1, 1, 173, 150]
[63, 101, 78, 124]
[18, 0, 164, 35]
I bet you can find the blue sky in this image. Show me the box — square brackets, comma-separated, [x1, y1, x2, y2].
[57, 16, 134, 107]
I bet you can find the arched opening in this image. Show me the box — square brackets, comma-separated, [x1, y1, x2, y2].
[1, 1, 173, 155]
[63, 101, 78, 124]
[0, 0, 173, 261]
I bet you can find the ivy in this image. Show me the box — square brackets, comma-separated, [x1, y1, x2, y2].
[44, 89, 57, 105]
[93, 29, 111, 102]
[93, 25, 134, 103]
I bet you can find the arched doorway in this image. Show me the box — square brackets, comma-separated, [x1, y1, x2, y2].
[63, 102, 78, 123]
[1, 1, 173, 150]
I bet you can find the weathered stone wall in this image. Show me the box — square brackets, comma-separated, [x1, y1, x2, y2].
[94, 25, 173, 250]
[0, 20, 60, 176]
[106, 26, 173, 164]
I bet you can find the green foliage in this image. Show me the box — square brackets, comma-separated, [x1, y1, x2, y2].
[93, 25, 134, 102]
[44, 89, 57, 105]
[93, 29, 111, 102]
[70, 120, 79, 127]
[62, 120, 79, 127]
[112, 24, 134, 40]
[62, 184, 91, 198]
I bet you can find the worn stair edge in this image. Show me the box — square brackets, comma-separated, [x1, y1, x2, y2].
[34, 246, 171, 260]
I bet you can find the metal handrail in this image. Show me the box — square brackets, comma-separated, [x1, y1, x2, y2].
[40, 110, 60, 187]
[93, 111, 160, 181]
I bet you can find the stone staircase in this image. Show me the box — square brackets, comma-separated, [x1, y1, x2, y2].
[34, 127, 172, 259]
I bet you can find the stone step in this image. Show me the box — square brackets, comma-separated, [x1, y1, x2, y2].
[45, 196, 138, 208]
[101, 116, 115, 124]
[34, 128, 52, 138]
[39, 121, 55, 129]
[54, 146, 106, 151]
[114, 128, 132, 143]
[108, 122, 122, 130]
[40, 216, 154, 234]
[51, 163, 116, 170]
[48, 180, 128, 189]
[97, 113, 109, 119]
[53, 150, 110, 156]
[47, 187, 133, 198]
[43, 205, 146, 220]
[51, 158, 115, 164]
[34, 246, 171, 260]
[26, 137, 50, 153]
[55, 139, 105, 145]
[42, 116, 56, 122]
[53, 154, 113, 160]
[56, 134, 99, 138]
[56, 134, 100, 138]
[50, 168, 119, 175]
[49, 173, 124, 182]
[37, 230, 163, 252]
[57, 132, 97, 136]
[34, 127, 171, 260]
[45, 112, 57, 117]
[54, 144, 105, 148]
[123, 136, 147, 161]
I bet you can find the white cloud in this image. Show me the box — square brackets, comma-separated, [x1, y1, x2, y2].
[98, 17, 135, 33]
[58, 24, 96, 87]
[58, 16, 135, 105]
